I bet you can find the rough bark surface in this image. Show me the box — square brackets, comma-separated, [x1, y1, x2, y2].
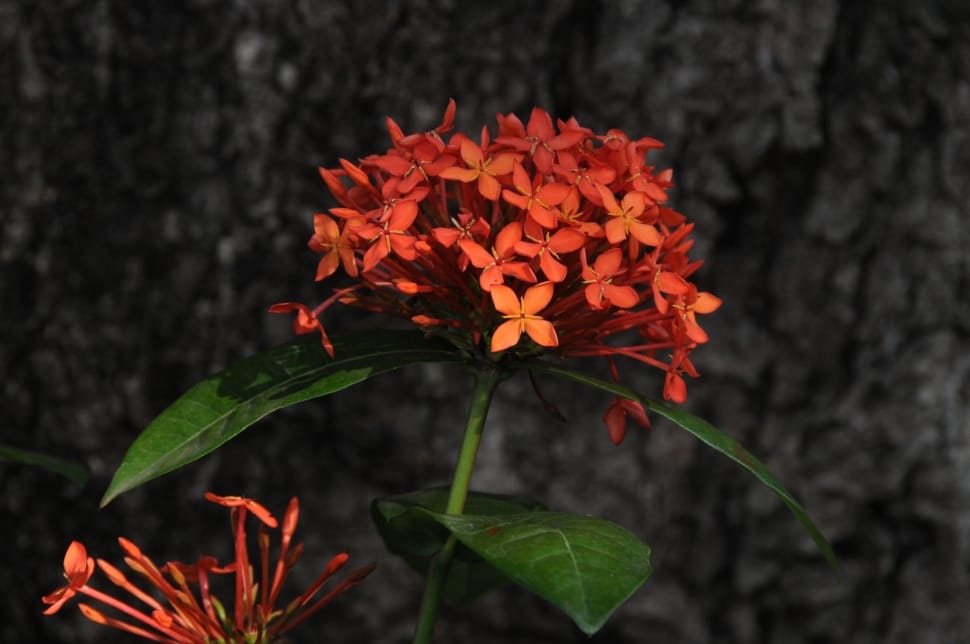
[3, 1, 969, 642]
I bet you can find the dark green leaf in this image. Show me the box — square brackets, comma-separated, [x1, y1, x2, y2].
[372, 489, 547, 604]
[526, 361, 840, 573]
[0, 444, 88, 486]
[437, 511, 652, 635]
[102, 330, 465, 506]
[372, 490, 652, 634]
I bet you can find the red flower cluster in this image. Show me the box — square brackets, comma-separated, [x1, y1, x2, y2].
[43, 493, 373, 643]
[273, 100, 720, 444]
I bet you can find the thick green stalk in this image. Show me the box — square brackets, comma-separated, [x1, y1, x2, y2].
[411, 367, 501, 644]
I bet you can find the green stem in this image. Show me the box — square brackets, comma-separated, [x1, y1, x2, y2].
[411, 366, 501, 644]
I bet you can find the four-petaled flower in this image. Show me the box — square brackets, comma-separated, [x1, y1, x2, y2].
[581, 248, 639, 310]
[439, 136, 518, 201]
[310, 213, 359, 280]
[672, 285, 723, 344]
[459, 222, 537, 291]
[354, 199, 420, 272]
[490, 282, 559, 352]
[501, 161, 572, 229]
[514, 226, 587, 283]
[597, 183, 662, 247]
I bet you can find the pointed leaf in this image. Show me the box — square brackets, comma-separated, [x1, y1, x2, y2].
[436, 511, 651, 635]
[525, 362, 840, 573]
[372, 490, 652, 634]
[372, 489, 546, 604]
[0, 444, 88, 486]
[102, 331, 464, 506]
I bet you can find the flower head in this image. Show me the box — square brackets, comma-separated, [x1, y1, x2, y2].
[43, 493, 374, 643]
[42, 541, 95, 615]
[273, 101, 720, 442]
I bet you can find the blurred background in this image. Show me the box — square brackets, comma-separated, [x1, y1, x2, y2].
[2, 1, 969, 642]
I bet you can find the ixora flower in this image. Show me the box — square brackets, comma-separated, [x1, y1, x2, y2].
[43, 493, 374, 643]
[271, 101, 721, 444]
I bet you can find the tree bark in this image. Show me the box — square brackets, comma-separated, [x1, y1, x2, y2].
[3, 1, 968, 642]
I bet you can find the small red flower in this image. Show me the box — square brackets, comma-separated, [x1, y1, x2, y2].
[501, 161, 572, 229]
[581, 248, 639, 310]
[672, 286, 723, 344]
[42, 541, 95, 615]
[496, 107, 586, 174]
[439, 136, 518, 201]
[354, 199, 421, 272]
[268, 301, 334, 357]
[603, 396, 651, 446]
[309, 213, 358, 280]
[204, 492, 279, 527]
[597, 183, 662, 247]
[459, 222, 537, 291]
[490, 282, 559, 352]
[515, 226, 587, 283]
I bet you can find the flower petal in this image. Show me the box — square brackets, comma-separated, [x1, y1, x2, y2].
[494, 222, 523, 255]
[489, 284, 520, 316]
[204, 493, 278, 528]
[522, 282, 555, 314]
[604, 284, 639, 308]
[490, 319, 522, 352]
[315, 253, 340, 281]
[477, 173, 502, 201]
[536, 182, 572, 206]
[458, 239, 494, 268]
[547, 227, 586, 253]
[458, 137, 484, 166]
[539, 253, 568, 282]
[439, 166, 480, 183]
[693, 292, 723, 314]
[523, 319, 558, 347]
[630, 220, 662, 246]
[593, 248, 624, 276]
[603, 400, 629, 445]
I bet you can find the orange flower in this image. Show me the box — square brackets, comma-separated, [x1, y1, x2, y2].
[459, 222, 536, 291]
[501, 161, 572, 229]
[581, 248, 639, 310]
[603, 396, 651, 446]
[354, 199, 420, 272]
[43, 493, 374, 643]
[42, 541, 95, 615]
[204, 492, 279, 527]
[268, 301, 334, 357]
[496, 106, 587, 174]
[439, 136, 518, 200]
[597, 183, 662, 247]
[514, 226, 587, 283]
[672, 286, 723, 344]
[309, 213, 358, 280]
[490, 282, 558, 352]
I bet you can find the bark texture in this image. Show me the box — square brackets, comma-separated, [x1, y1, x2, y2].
[3, 1, 969, 642]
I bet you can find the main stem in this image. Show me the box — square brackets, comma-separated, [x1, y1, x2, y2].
[411, 366, 501, 644]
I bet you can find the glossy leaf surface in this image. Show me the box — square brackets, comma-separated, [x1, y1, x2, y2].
[373, 489, 652, 634]
[102, 331, 464, 506]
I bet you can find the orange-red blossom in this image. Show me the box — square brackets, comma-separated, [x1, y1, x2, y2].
[273, 99, 721, 444]
[43, 493, 374, 643]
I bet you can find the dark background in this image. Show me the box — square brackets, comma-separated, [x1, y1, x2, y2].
[3, 1, 969, 642]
